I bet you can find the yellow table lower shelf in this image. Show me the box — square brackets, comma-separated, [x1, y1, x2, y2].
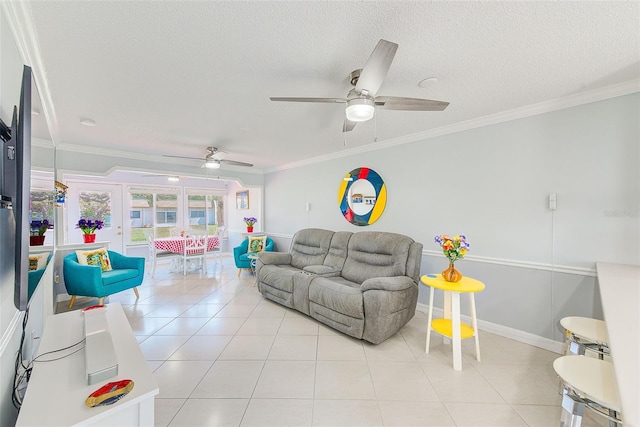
[431, 318, 475, 339]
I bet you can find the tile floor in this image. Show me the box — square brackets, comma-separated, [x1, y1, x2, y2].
[98, 254, 605, 427]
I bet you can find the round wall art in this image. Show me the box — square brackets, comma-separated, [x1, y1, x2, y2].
[337, 167, 387, 226]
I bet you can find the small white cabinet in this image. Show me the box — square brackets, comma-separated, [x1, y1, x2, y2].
[16, 303, 158, 426]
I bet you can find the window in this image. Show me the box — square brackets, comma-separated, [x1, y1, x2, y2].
[187, 192, 223, 234]
[126, 187, 224, 244]
[79, 191, 112, 227]
[30, 188, 55, 239]
[128, 190, 179, 243]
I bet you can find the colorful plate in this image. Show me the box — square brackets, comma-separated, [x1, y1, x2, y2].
[85, 379, 134, 408]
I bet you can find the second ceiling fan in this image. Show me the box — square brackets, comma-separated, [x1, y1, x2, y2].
[163, 147, 253, 169]
[270, 39, 449, 132]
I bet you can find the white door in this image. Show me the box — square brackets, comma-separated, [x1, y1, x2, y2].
[66, 183, 124, 252]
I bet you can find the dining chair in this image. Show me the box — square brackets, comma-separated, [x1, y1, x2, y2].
[146, 232, 178, 277]
[209, 226, 226, 264]
[183, 234, 207, 275]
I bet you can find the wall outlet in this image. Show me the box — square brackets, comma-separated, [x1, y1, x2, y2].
[549, 193, 557, 210]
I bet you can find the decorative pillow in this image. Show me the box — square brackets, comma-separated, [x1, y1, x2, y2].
[247, 236, 267, 253]
[28, 252, 50, 271]
[76, 248, 112, 272]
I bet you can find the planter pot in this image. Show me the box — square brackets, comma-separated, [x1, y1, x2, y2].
[30, 235, 46, 246]
[441, 263, 462, 282]
[83, 234, 96, 243]
[246, 226, 254, 233]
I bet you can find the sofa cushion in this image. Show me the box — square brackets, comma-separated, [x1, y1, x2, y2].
[309, 276, 364, 319]
[323, 231, 352, 271]
[259, 264, 299, 293]
[102, 268, 139, 286]
[341, 232, 413, 284]
[290, 228, 334, 270]
[76, 247, 113, 272]
[248, 235, 267, 253]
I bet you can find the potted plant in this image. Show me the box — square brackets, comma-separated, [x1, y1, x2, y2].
[76, 218, 105, 243]
[244, 217, 257, 233]
[29, 219, 50, 246]
[434, 234, 470, 282]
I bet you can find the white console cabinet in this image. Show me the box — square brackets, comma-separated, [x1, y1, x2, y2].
[16, 303, 158, 426]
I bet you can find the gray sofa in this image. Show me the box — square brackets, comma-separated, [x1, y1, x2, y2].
[255, 228, 423, 344]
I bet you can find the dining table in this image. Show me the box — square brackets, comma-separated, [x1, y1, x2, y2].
[154, 235, 220, 254]
[153, 235, 220, 273]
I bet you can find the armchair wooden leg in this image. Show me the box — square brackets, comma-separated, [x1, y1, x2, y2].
[68, 295, 76, 309]
[133, 287, 139, 299]
[98, 297, 104, 305]
[238, 268, 242, 277]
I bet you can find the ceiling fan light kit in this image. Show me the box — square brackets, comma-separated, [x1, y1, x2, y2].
[205, 159, 221, 169]
[345, 98, 375, 122]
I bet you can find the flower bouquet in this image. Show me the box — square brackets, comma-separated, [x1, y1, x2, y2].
[434, 234, 470, 282]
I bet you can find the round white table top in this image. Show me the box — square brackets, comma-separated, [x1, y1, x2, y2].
[560, 316, 609, 345]
[553, 355, 621, 412]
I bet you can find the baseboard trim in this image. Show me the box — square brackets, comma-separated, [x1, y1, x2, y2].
[416, 302, 564, 354]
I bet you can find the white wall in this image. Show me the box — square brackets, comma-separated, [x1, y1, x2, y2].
[263, 92, 640, 347]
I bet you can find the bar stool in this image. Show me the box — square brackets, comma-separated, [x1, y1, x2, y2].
[560, 316, 609, 358]
[553, 355, 622, 427]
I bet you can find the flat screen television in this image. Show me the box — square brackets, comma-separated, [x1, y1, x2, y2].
[0, 65, 32, 311]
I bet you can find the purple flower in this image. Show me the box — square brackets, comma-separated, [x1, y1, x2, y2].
[76, 218, 105, 234]
[30, 219, 51, 236]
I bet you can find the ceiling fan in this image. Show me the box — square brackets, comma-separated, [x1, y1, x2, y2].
[270, 39, 449, 132]
[163, 146, 253, 169]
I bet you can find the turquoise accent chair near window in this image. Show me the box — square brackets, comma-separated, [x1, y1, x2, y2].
[233, 237, 274, 276]
[63, 251, 145, 308]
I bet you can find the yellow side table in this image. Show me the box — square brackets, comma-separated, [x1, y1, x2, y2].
[420, 274, 485, 370]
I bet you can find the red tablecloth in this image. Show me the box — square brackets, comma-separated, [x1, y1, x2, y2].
[154, 236, 219, 255]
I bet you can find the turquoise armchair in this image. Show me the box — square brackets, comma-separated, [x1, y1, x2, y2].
[63, 250, 145, 308]
[233, 237, 274, 276]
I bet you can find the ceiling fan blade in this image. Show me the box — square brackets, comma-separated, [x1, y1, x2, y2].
[355, 39, 398, 97]
[343, 119, 357, 133]
[211, 151, 228, 161]
[221, 159, 254, 167]
[270, 97, 347, 103]
[162, 154, 202, 160]
[375, 96, 449, 111]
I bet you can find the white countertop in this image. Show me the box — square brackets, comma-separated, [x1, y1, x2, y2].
[596, 262, 640, 427]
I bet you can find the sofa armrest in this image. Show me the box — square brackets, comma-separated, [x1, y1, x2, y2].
[109, 251, 145, 272]
[63, 258, 103, 296]
[257, 251, 292, 265]
[361, 276, 416, 292]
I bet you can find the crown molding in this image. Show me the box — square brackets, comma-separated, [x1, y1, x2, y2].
[2, 0, 59, 147]
[268, 80, 640, 173]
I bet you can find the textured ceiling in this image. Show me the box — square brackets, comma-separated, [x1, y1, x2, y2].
[23, 1, 640, 171]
